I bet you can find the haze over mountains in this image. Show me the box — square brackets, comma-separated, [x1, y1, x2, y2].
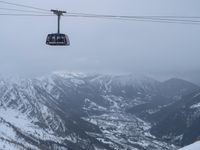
[0, 72, 199, 150]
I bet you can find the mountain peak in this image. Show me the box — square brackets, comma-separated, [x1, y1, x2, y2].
[52, 71, 88, 78]
[163, 78, 198, 87]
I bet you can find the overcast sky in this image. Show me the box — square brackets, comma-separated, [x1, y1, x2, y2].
[0, 0, 200, 79]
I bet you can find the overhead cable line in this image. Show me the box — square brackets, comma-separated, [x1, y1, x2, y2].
[64, 14, 200, 25]
[65, 12, 200, 22]
[64, 12, 200, 25]
[0, 0, 49, 12]
[67, 12, 200, 19]
[0, 13, 53, 16]
[0, 7, 52, 14]
[1, 13, 200, 25]
[1, 1, 200, 25]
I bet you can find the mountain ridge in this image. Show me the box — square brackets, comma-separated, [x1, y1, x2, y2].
[0, 72, 199, 150]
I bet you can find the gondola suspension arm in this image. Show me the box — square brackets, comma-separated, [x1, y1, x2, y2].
[51, 10, 66, 34]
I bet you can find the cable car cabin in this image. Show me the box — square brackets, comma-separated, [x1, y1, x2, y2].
[46, 33, 70, 46]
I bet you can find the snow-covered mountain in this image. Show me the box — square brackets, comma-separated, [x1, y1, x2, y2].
[127, 78, 198, 119]
[150, 89, 200, 147]
[0, 72, 198, 150]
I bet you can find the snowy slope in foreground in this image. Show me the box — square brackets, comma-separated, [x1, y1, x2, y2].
[179, 142, 200, 150]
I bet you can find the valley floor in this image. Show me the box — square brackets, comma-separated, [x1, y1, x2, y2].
[83, 96, 178, 150]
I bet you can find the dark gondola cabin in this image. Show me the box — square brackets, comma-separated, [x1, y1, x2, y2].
[46, 33, 70, 46]
[46, 10, 70, 46]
